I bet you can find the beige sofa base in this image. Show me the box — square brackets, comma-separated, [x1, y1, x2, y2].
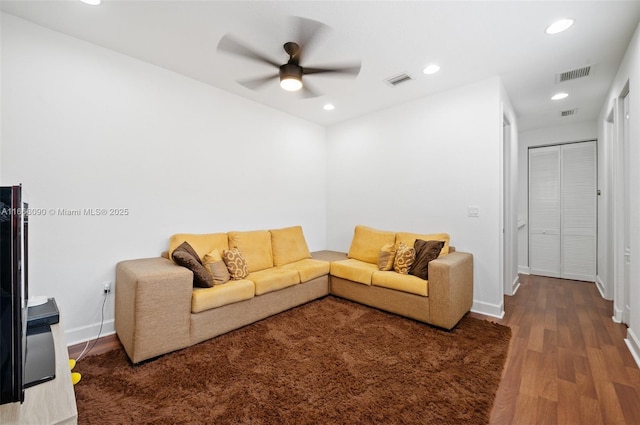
[329, 250, 474, 330]
[116, 257, 329, 363]
[190, 275, 328, 346]
[330, 276, 430, 323]
[116, 248, 472, 363]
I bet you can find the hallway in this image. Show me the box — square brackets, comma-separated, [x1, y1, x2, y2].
[479, 274, 640, 424]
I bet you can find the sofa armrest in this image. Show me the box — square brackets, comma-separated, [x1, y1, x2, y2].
[427, 251, 473, 329]
[115, 257, 193, 363]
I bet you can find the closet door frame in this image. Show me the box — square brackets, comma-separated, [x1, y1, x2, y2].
[528, 140, 597, 281]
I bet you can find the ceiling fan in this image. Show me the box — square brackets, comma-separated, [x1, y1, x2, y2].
[216, 17, 361, 98]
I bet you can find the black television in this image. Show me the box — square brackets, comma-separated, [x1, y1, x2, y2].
[0, 185, 27, 405]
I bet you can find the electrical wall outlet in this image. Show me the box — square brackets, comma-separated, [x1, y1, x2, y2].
[103, 282, 111, 294]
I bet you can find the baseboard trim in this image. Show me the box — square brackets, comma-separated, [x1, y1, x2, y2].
[595, 276, 608, 299]
[517, 266, 530, 275]
[625, 327, 640, 369]
[511, 275, 521, 295]
[65, 319, 115, 347]
[612, 305, 625, 324]
[471, 299, 505, 319]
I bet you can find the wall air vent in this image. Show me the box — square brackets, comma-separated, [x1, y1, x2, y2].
[561, 108, 579, 117]
[385, 73, 413, 87]
[555, 65, 592, 83]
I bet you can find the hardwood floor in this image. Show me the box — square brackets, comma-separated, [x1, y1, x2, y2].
[475, 274, 640, 425]
[68, 274, 640, 424]
[68, 333, 122, 360]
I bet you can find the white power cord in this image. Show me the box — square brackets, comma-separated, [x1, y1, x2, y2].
[74, 292, 109, 362]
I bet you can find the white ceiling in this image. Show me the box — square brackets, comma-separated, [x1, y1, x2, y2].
[2, 1, 639, 130]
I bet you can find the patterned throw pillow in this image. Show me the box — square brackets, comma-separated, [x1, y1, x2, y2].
[203, 249, 231, 285]
[222, 247, 249, 280]
[378, 243, 397, 271]
[172, 241, 214, 288]
[409, 240, 445, 280]
[393, 242, 416, 275]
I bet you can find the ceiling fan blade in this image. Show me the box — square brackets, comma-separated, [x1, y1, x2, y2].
[291, 16, 329, 64]
[303, 63, 361, 77]
[237, 74, 278, 91]
[217, 35, 280, 68]
[299, 81, 321, 99]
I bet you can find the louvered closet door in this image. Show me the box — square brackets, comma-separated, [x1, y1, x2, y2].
[529, 141, 596, 281]
[529, 146, 561, 277]
[561, 142, 596, 281]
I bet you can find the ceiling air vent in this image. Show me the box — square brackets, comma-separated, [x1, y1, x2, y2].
[555, 65, 592, 83]
[561, 108, 579, 117]
[385, 72, 413, 87]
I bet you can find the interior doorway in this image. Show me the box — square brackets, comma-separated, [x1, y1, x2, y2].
[613, 83, 630, 325]
[623, 92, 630, 324]
[528, 141, 597, 281]
[503, 116, 518, 296]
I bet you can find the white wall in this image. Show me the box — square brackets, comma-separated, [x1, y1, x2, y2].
[599, 20, 640, 367]
[516, 121, 598, 276]
[326, 77, 510, 318]
[1, 12, 523, 342]
[1, 14, 327, 344]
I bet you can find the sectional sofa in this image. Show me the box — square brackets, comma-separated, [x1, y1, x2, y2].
[115, 225, 473, 363]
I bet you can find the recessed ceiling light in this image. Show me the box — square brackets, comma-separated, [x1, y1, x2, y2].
[323, 104, 335, 111]
[80, 0, 101, 4]
[545, 19, 574, 35]
[551, 92, 569, 100]
[423, 64, 440, 75]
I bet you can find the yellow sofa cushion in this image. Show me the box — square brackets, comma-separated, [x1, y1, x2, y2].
[395, 232, 450, 257]
[191, 279, 255, 313]
[247, 268, 300, 296]
[330, 259, 378, 285]
[347, 225, 397, 264]
[279, 258, 330, 282]
[372, 271, 428, 297]
[228, 230, 273, 273]
[269, 226, 312, 266]
[169, 233, 229, 261]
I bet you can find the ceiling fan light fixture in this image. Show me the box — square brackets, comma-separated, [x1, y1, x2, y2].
[545, 18, 574, 35]
[279, 63, 303, 91]
[280, 77, 303, 91]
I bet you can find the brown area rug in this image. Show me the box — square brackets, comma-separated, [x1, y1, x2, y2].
[75, 296, 511, 424]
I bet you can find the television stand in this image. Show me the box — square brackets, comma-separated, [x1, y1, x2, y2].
[24, 325, 56, 388]
[0, 320, 78, 424]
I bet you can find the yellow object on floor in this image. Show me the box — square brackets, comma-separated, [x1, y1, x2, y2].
[69, 358, 81, 385]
